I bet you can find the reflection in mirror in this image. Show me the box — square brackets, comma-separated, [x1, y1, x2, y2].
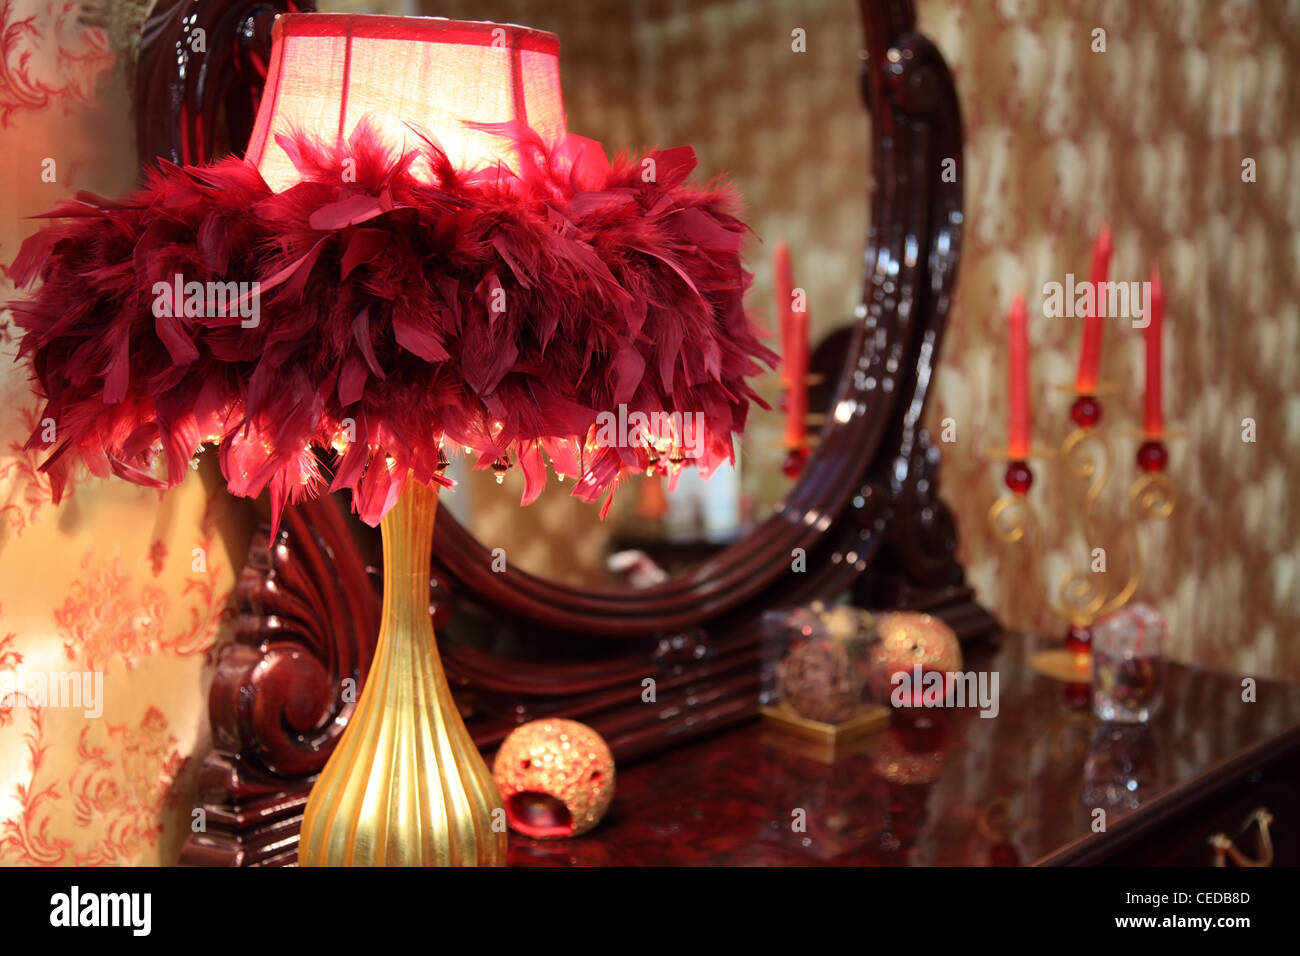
[414, 0, 869, 590]
[441, 356, 832, 590]
[441, 443, 755, 588]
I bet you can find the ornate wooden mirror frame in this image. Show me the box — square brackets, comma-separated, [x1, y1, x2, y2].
[141, 0, 996, 865]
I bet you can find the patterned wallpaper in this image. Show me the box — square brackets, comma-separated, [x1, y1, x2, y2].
[0, 0, 1295, 866]
[922, 0, 1299, 682]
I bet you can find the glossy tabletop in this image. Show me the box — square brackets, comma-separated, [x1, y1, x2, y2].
[507, 635, 1300, 866]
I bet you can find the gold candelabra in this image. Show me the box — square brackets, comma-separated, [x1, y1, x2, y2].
[986, 384, 1178, 682]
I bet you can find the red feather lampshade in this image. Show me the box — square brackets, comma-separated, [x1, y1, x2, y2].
[8, 12, 775, 533]
[247, 15, 567, 191]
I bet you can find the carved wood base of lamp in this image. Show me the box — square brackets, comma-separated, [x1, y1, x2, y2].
[298, 480, 506, 867]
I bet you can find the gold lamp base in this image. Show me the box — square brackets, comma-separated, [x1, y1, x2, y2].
[298, 479, 507, 866]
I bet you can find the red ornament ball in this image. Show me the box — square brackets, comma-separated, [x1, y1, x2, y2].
[1070, 395, 1102, 428]
[1136, 440, 1168, 473]
[1003, 461, 1033, 494]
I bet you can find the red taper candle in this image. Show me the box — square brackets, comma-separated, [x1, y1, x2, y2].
[774, 242, 793, 385]
[1144, 265, 1164, 437]
[1074, 223, 1113, 393]
[785, 289, 809, 450]
[1007, 293, 1031, 459]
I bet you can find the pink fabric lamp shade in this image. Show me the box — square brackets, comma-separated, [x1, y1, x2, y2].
[247, 15, 567, 191]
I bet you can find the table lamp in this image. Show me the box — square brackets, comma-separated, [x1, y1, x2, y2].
[7, 13, 775, 866]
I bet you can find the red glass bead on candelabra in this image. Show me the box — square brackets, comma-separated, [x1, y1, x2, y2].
[1003, 460, 1033, 494]
[1066, 622, 1092, 655]
[988, 842, 1021, 867]
[1136, 440, 1168, 473]
[782, 444, 808, 478]
[1069, 394, 1102, 429]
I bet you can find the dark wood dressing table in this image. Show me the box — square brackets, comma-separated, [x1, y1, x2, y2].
[507, 636, 1300, 866]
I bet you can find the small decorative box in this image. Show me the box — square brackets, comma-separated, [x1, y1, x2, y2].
[759, 602, 888, 751]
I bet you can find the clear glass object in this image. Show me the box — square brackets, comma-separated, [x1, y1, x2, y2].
[1091, 604, 1165, 723]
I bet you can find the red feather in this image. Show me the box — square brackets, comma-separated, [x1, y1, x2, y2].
[7, 121, 777, 532]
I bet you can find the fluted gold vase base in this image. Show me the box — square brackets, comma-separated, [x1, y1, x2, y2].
[298, 479, 507, 866]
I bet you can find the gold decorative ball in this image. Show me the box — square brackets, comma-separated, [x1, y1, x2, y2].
[492, 719, 615, 838]
[868, 612, 962, 703]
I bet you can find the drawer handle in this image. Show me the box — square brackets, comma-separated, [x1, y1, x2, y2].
[1208, 808, 1274, 867]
